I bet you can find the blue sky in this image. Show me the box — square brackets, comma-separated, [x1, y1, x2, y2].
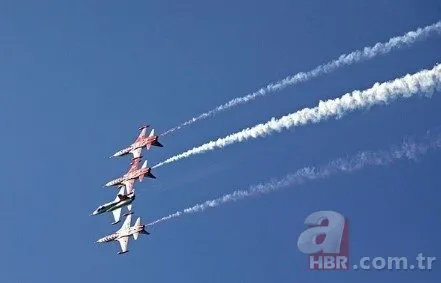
[1, 1, 440, 282]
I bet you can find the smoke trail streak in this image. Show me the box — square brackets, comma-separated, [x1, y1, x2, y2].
[161, 21, 441, 136]
[154, 64, 441, 168]
[149, 129, 441, 226]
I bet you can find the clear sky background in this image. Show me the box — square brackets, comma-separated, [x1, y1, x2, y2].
[1, 1, 440, 282]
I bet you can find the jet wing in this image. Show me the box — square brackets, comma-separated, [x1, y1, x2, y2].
[119, 214, 132, 232]
[130, 148, 143, 159]
[115, 186, 126, 200]
[117, 237, 129, 254]
[135, 126, 148, 142]
[122, 180, 135, 194]
[126, 158, 140, 174]
[112, 208, 122, 224]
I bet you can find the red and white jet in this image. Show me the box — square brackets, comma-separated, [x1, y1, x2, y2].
[112, 125, 163, 158]
[105, 157, 156, 187]
[97, 214, 150, 255]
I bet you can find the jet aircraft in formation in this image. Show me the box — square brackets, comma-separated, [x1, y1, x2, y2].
[111, 125, 163, 159]
[104, 157, 156, 187]
[97, 214, 149, 254]
[92, 125, 163, 254]
[91, 186, 135, 225]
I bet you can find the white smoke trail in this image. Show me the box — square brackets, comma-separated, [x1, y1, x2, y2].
[161, 21, 441, 136]
[149, 129, 441, 226]
[154, 64, 441, 168]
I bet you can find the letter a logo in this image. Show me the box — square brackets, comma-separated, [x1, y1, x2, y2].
[297, 211, 349, 270]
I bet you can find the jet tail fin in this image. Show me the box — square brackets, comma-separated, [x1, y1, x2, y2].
[148, 129, 155, 137]
[141, 160, 148, 169]
[138, 161, 148, 182]
[140, 161, 155, 180]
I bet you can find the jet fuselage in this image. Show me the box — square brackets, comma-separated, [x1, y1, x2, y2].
[105, 167, 152, 187]
[97, 224, 146, 243]
[113, 135, 161, 157]
[92, 194, 135, 216]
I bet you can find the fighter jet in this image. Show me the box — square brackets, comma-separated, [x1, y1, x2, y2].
[105, 157, 156, 187]
[91, 186, 135, 225]
[96, 214, 150, 254]
[112, 125, 163, 158]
